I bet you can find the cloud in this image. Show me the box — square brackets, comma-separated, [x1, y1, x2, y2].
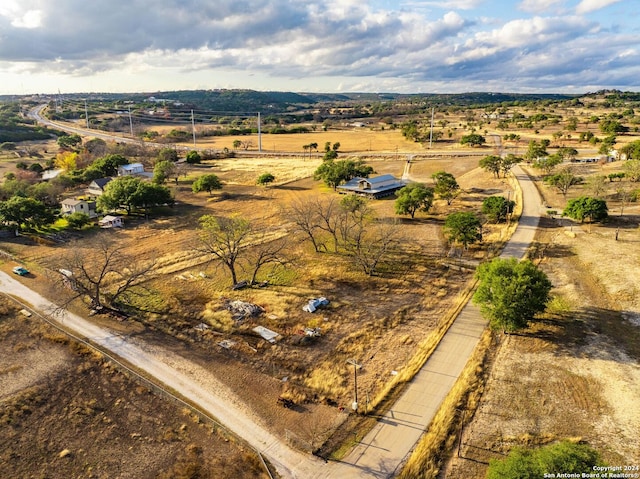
[413, 0, 484, 10]
[471, 15, 593, 50]
[576, 0, 623, 14]
[0, 0, 638, 94]
[517, 0, 563, 14]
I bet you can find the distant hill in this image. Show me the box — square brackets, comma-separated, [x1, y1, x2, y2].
[13, 89, 578, 114]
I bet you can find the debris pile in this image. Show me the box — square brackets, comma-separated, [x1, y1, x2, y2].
[224, 300, 264, 320]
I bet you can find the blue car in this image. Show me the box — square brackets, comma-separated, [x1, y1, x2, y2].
[12, 266, 29, 276]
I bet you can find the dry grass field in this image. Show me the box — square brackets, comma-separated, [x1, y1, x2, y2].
[2, 141, 506, 461]
[2, 97, 640, 477]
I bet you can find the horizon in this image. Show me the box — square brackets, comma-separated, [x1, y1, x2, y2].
[1, 1, 639, 96]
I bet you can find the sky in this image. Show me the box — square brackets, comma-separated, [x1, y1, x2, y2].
[0, 0, 638, 95]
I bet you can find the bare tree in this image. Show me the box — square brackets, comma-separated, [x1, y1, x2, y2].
[53, 236, 155, 314]
[586, 175, 607, 199]
[287, 198, 324, 252]
[199, 215, 252, 286]
[313, 196, 341, 252]
[345, 221, 402, 276]
[246, 233, 290, 284]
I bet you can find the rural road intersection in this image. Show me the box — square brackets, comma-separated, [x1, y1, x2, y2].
[1, 157, 542, 477]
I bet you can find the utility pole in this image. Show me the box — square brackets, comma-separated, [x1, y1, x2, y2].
[128, 106, 133, 136]
[258, 112, 262, 153]
[346, 359, 361, 412]
[429, 106, 435, 149]
[191, 109, 196, 148]
[84, 99, 89, 129]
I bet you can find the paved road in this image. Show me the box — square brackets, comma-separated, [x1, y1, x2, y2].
[6, 109, 545, 478]
[342, 165, 543, 477]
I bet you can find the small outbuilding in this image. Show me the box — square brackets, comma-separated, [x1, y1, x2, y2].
[117, 163, 145, 176]
[337, 174, 406, 199]
[99, 215, 124, 228]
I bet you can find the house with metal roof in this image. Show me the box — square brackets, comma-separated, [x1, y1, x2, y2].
[337, 174, 406, 199]
[117, 162, 145, 176]
[85, 177, 113, 196]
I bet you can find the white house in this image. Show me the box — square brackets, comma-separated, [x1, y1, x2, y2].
[86, 177, 113, 197]
[117, 163, 145, 176]
[98, 215, 124, 228]
[61, 199, 97, 218]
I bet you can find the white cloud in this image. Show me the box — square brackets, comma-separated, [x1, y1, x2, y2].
[576, 0, 623, 14]
[415, 0, 484, 9]
[473, 15, 592, 49]
[0, 0, 638, 94]
[11, 9, 42, 28]
[518, 0, 563, 14]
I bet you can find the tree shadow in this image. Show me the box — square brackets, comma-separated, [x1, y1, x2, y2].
[274, 185, 309, 191]
[521, 306, 640, 363]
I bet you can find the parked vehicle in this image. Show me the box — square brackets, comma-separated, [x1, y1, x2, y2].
[12, 266, 29, 276]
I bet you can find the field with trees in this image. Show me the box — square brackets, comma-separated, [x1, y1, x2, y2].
[1, 89, 640, 478]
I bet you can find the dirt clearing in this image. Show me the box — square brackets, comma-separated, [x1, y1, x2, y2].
[0, 303, 270, 478]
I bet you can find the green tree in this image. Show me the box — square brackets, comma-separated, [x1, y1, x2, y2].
[500, 154, 521, 177]
[152, 160, 176, 184]
[479, 155, 502, 178]
[232, 140, 242, 150]
[487, 441, 603, 479]
[57, 133, 82, 149]
[545, 167, 582, 196]
[443, 212, 482, 249]
[524, 140, 548, 162]
[598, 135, 617, 155]
[473, 257, 552, 333]
[97, 176, 172, 215]
[533, 154, 563, 175]
[432, 171, 460, 205]
[89, 154, 129, 178]
[394, 183, 434, 218]
[313, 159, 374, 190]
[482, 196, 515, 223]
[401, 120, 424, 142]
[0, 196, 53, 233]
[460, 133, 486, 147]
[556, 146, 578, 161]
[563, 196, 608, 223]
[157, 147, 179, 163]
[322, 141, 341, 160]
[599, 118, 628, 135]
[619, 140, 640, 160]
[66, 211, 92, 229]
[185, 150, 202, 164]
[192, 174, 222, 195]
[256, 172, 275, 186]
[623, 159, 640, 181]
